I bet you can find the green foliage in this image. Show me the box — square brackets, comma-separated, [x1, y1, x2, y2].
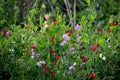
[0, 0, 120, 80]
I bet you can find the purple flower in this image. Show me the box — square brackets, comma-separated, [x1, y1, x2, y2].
[67, 71, 72, 75]
[69, 66, 74, 70]
[31, 31, 35, 34]
[63, 56, 67, 59]
[34, 53, 40, 57]
[70, 47, 75, 51]
[62, 34, 69, 41]
[60, 40, 67, 46]
[41, 61, 46, 65]
[75, 24, 82, 31]
[80, 62, 86, 68]
[32, 53, 40, 58]
[76, 33, 81, 37]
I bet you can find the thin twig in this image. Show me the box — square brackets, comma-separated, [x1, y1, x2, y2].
[47, 0, 56, 15]
[64, 0, 71, 18]
[73, 0, 76, 31]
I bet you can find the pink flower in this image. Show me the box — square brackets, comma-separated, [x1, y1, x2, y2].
[31, 31, 35, 34]
[44, 14, 50, 20]
[44, 23, 50, 28]
[2, 30, 10, 35]
[75, 24, 82, 31]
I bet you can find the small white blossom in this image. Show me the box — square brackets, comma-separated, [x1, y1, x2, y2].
[102, 56, 106, 61]
[44, 24, 49, 28]
[41, 61, 46, 65]
[73, 62, 77, 66]
[69, 66, 74, 70]
[99, 54, 102, 58]
[31, 56, 35, 58]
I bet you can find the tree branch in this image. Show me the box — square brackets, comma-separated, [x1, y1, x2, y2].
[73, 0, 76, 31]
[47, 0, 56, 15]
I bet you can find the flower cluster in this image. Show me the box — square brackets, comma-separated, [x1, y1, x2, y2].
[60, 34, 70, 46]
[2, 30, 10, 35]
[67, 62, 77, 75]
[91, 44, 98, 51]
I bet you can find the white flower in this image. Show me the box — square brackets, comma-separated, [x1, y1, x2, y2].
[102, 56, 106, 61]
[99, 54, 102, 58]
[69, 66, 74, 70]
[37, 61, 42, 67]
[31, 56, 35, 58]
[44, 24, 49, 28]
[73, 62, 77, 66]
[9, 48, 14, 52]
[41, 61, 46, 65]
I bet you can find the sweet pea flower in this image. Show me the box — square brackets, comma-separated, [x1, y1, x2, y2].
[2, 30, 10, 35]
[63, 55, 67, 59]
[44, 23, 50, 28]
[37, 61, 42, 67]
[60, 40, 67, 46]
[81, 55, 88, 62]
[34, 53, 40, 58]
[97, 28, 102, 33]
[50, 71, 55, 77]
[31, 31, 35, 34]
[32, 44, 36, 49]
[99, 54, 102, 58]
[80, 62, 86, 68]
[66, 30, 73, 36]
[73, 62, 77, 66]
[76, 33, 81, 37]
[75, 24, 82, 31]
[70, 47, 75, 51]
[110, 22, 116, 26]
[107, 29, 111, 33]
[90, 72, 96, 79]
[69, 66, 74, 70]
[62, 34, 70, 41]
[102, 56, 106, 61]
[67, 71, 72, 75]
[44, 65, 49, 70]
[54, 55, 60, 61]
[53, 20, 58, 25]
[49, 49, 55, 53]
[99, 54, 106, 61]
[44, 14, 50, 20]
[41, 61, 46, 65]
